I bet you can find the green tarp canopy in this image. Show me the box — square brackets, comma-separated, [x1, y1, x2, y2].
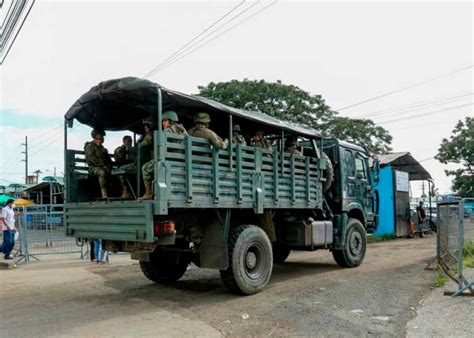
[0, 195, 15, 205]
[64, 77, 321, 138]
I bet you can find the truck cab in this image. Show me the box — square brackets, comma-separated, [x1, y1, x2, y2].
[322, 139, 375, 231]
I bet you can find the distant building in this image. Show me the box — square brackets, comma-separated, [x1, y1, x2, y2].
[24, 176, 64, 205]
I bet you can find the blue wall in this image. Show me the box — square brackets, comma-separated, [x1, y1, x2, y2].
[373, 166, 395, 236]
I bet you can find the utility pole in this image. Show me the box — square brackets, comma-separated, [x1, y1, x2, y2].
[33, 169, 42, 184]
[21, 136, 28, 184]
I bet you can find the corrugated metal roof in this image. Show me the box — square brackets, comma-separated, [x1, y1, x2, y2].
[378, 152, 432, 181]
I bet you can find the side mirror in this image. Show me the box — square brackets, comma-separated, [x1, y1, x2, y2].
[372, 158, 380, 183]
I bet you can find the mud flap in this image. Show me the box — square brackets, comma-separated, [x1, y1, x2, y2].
[199, 210, 230, 269]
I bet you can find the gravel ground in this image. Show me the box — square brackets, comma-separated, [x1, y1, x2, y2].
[0, 236, 437, 337]
[407, 268, 474, 337]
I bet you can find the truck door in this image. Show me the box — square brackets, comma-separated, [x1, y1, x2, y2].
[355, 154, 374, 222]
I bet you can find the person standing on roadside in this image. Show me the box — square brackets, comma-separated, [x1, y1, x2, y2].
[416, 201, 427, 238]
[0, 199, 16, 260]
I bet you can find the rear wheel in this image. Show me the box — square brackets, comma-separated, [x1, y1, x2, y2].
[140, 253, 189, 283]
[220, 225, 273, 295]
[332, 218, 367, 268]
[272, 242, 291, 264]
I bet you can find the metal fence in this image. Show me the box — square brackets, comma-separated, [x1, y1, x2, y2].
[437, 198, 474, 296]
[14, 204, 85, 263]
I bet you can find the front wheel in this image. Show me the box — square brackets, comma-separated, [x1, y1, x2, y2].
[220, 225, 273, 295]
[332, 218, 367, 268]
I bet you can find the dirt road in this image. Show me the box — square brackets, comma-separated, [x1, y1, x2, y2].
[0, 237, 436, 337]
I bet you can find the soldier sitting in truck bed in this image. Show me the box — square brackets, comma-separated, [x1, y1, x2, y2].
[84, 129, 112, 198]
[232, 124, 247, 145]
[114, 135, 133, 198]
[188, 112, 228, 149]
[252, 130, 272, 149]
[285, 136, 302, 155]
[139, 111, 188, 200]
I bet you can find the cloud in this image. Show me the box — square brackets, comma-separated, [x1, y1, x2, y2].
[0, 109, 61, 129]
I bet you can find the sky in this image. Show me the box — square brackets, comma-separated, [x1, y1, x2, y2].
[0, 0, 472, 197]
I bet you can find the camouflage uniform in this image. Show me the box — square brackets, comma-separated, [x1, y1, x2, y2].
[253, 138, 272, 150]
[232, 131, 247, 145]
[114, 144, 134, 188]
[142, 123, 188, 185]
[84, 141, 111, 188]
[286, 145, 302, 156]
[188, 124, 228, 149]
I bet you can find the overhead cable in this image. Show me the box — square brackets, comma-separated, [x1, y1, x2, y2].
[336, 65, 473, 111]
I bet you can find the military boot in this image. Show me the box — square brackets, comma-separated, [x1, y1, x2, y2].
[139, 183, 153, 201]
[121, 186, 132, 199]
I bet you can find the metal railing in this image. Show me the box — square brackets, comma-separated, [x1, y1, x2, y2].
[437, 198, 474, 296]
[15, 204, 84, 263]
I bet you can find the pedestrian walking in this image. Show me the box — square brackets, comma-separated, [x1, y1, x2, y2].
[0, 199, 17, 260]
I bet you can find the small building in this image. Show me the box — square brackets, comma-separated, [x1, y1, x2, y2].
[373, 152, 432, 237]
[24, 176, 64, 205]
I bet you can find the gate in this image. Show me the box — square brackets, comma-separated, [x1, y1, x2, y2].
[437, 199, 474, 296]
[16, 204, 85, 263]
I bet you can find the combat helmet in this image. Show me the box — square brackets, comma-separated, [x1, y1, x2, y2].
[233, 124, 241, 132]
[91, 129, 106, 138]
[162, 111, 179, 122]
[194, 112, 211, 124]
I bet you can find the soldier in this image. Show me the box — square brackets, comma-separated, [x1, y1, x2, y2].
[114, 135, 133, 198]
[252, 130, 272, 149]
[162, 110, 188, 136]
[232, 124, 246, 145]
[188, 112, 228, 149]
[139, 112, 187, 200]
[285, 136, 302, 155]
[84, 129, 111, 198]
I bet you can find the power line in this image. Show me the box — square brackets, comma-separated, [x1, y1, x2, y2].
[29, 124, 64, 151]
[29, 135, 63, 157]
[153, 0, 278, 75]
[418, 156, 435, 163]
[336, 65, 474, 112]
[143, 0, 247, 78]
[367, 95, 474, 122]
[378, 102, 473, 124]
[355, 92, 474, 119]
[0, 0, 35, 65]
[0, 145, 22, 169]
[146, 0, 264, 78]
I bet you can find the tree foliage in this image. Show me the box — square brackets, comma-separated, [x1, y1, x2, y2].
[436, 117, 473, 197]
[197, 79, 392, 154]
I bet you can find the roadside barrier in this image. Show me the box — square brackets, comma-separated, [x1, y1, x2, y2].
[437, 198, 474, 296]
[15, 205, 85, 263]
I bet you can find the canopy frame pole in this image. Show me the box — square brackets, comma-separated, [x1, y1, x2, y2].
[229, 114, 233, 171]
[63, 119, 68, 203]
[155, 87, 168, 214]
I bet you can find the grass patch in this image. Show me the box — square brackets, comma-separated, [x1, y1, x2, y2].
[463, 240, 474, 268]
[367, 234, 395, 243]
[434, 266, 448, 287]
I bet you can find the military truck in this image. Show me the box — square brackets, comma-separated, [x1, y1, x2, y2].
[64, 77, 377, 295]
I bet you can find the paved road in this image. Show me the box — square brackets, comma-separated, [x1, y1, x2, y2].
[1, 237, 436, 337]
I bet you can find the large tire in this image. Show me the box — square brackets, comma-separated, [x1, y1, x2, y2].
[272, 242, 291, 264]
[220, 225, 273, 295]
[140, 254, 189, 284]
[332, 218, 367, 268]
